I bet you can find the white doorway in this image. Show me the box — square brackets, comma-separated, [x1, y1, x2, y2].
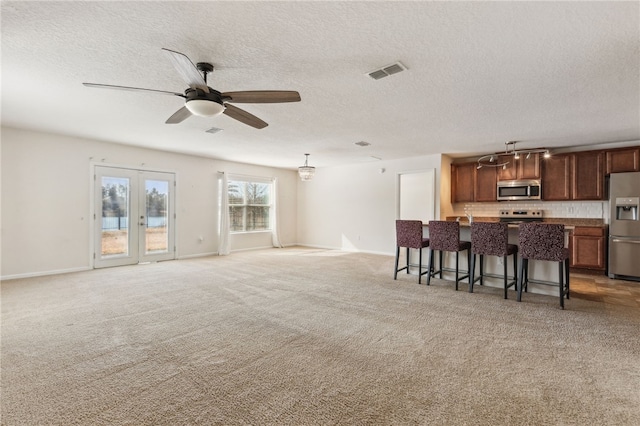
[94, 166, 176, 268]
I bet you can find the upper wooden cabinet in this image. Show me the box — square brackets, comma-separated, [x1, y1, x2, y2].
[451, 162, 497, 203]
[452, 145, 638, 204]
[497, 153, 540, 181]
[475, 165, 497, 202]
[572, 150, 604, 200]
[541, 154, 572, 200]
[606, 147, 640, 174]
[451, 162, 475, 203]
[542, 151, 605, 200]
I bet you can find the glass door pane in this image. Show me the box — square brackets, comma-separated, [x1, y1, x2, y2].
[94, 167, 139, 268]
[139, 171, 175, 263]
[102, 176, 131, 256]
[144, 179, 169, 254]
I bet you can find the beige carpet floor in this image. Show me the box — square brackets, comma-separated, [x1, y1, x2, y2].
[2, 247, 639, 425]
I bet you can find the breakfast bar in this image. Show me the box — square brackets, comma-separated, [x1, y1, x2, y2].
[419, 212, 606, 297]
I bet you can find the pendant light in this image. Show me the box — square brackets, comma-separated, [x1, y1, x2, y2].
[298, 154, 315, 181]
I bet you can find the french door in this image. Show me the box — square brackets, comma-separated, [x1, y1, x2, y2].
[94, 166, 175, 268]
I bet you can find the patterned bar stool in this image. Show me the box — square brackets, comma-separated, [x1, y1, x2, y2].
[517, 223, 570, 309]
[426, 220, 471, 290]
[469, 222, 518, 299]
[394, 220, 430, 284]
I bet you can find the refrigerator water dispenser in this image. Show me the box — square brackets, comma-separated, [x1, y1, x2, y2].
[615, 197, 639, 221]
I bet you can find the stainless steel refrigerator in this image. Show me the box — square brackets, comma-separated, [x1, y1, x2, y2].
[609, 171, 640, 281]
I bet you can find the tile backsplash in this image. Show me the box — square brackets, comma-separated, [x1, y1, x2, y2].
[456, 201, 609, 221]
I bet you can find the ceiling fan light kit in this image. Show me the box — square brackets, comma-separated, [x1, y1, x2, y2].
[83, 48, 301, 129]
[186, 99, 224, 117]
[476, 141, 551, 170]
[298, 154, 315, 181]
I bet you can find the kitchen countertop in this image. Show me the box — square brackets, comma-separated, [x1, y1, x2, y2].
[445, 216, 606, 228]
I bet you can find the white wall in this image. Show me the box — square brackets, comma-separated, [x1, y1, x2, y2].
[296, 155, 443, 256]
[1, 127, 298, 279]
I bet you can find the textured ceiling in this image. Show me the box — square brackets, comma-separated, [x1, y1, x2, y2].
[2, 1, 639, 169]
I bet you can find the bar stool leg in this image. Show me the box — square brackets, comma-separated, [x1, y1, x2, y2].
[468, 249, 472, 285]
[517, 258, 527, 302]
[406, 247, 410, 275]
[455, 252, 460, 291]
[503, 256, 508, 299]
[512, 254, 518, 292]
[418, 248, 423, 284]
[565, 258, 570, 299]
[469, 254, 476, 293]
[559, 261, 565, 310]
[394, 246, 400, 280]
[426, 249, 434, 285]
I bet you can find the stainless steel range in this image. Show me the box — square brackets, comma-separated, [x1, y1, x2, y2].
[498, 209, 544, 224]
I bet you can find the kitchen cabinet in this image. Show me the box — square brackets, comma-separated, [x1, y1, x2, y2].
[474, 165, 497, 202]
[569, 226, 606, 271]
[451, 162, 475, 203]
[541, 154, 572, 200]
[542, 152, 604, 201]
[497, 153, 540, 181]
[572, 150, 604, 200]
[605, 146, 640, 174]
[451, 162, 496, 203]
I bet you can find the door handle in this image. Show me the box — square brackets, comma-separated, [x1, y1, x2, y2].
[612, 239, 640, 244]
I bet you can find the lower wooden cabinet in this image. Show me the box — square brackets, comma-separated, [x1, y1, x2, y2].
[569, 226, 606, 271]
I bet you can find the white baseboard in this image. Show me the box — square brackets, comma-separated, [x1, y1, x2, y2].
[177, 252, 219, 260]
[1, 266, 92, 281]
[295, 244, 394, 257]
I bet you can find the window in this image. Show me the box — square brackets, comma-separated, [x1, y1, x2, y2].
[228, 179, 272, 232]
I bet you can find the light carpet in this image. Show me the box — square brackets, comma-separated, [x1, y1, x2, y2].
[2, 247, 639, 425]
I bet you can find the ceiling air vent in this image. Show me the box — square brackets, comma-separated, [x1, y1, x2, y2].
[206, 127, 223, 134]
[367, 61, 407, 80]
[355, 141, 371, 147]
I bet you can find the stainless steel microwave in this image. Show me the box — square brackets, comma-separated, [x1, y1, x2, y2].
[497, 180, 541, 201]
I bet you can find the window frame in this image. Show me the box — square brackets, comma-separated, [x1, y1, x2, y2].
[227, 176, 274, 234]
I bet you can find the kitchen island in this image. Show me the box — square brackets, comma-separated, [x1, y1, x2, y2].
[419, 217, 606, 297]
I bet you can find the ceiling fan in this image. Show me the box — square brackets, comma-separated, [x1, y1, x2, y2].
[83, 48, 301, 129]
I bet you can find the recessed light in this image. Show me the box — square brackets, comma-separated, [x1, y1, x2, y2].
[355, 141, 371, 147]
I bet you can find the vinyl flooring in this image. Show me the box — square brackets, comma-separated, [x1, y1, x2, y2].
[570, 272, 640, 308]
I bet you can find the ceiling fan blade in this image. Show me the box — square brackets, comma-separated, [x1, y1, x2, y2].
[165, 106, 192, 124]
[222, 90, 301, 104]
[223, 104, 268, 129]
[83, 83, 184, 97]
[161, 48, 209, 93]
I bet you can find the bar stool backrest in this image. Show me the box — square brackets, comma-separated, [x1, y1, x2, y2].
[518, 223, 566, 261]
[395, 220, 425, 249]
[471, 222, 509, 256]
[428, 221, 460, 252]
